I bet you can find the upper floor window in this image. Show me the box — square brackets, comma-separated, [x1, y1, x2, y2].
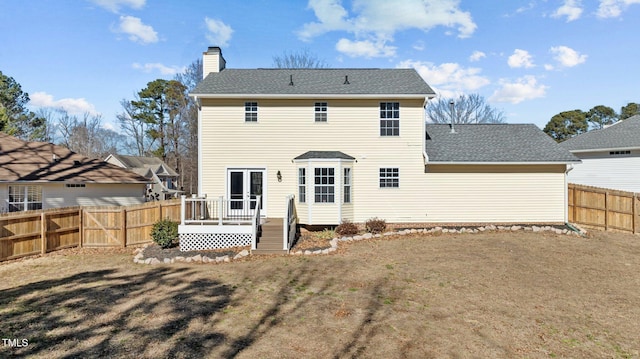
[245, 102, 258, 122]
[379, 168, 399, 188]
[8, 185, 42, 212]
[380, 102, 399, 136]
[298, 168, 306, 203]
[314, 168, 335, 203]
[315, 102, 327, 122]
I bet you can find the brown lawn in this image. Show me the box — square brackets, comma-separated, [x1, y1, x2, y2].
[1, 229, 639, 358]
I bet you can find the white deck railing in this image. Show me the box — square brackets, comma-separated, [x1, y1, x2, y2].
[180, 195, 258, 225]
[283, 194, 297, 251]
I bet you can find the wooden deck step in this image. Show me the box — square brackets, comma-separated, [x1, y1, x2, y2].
[253, 217, 287, 255]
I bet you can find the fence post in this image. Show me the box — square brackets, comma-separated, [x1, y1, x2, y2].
[78, 208, 83, 248]
[604, 191, 609, 231]
[40, 212, 47, 255]
[121, 208, 127, 248]
[180, 195, 186, 225]
[572, 184, 577, 223]
[632, 193, 640, 234]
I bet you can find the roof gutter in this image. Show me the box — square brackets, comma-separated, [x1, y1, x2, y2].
[426, 160, 582, 165]
[568, 146, 640, 153]
[189, 93, 432, 100]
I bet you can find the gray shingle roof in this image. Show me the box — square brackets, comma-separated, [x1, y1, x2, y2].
[191, 68, 435, 96]
[559, 115, 640, 151]
[109, 154, 179, 177]
[294, 151, 355, 160]
[425, 124, 579, 163]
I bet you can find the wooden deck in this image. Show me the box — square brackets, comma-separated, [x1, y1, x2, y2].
[252, 217, 288, 255]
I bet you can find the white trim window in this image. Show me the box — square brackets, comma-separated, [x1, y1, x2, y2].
[315, 102, 327, 122]
[343, 168, 351, 203]
[380, 102, 399, 136]
[298, 168, 306, 203]
[8, 185, 43, 212]
[379, 168, 399, 188]
[245, 102, 258, 122]
[314, 168, 335, 203]
[609, 150, 631, 155]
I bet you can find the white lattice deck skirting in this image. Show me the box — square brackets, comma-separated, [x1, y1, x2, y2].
[178, 225, 253, 251]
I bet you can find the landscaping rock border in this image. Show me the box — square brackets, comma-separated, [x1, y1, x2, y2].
[134, 224, 586, 265]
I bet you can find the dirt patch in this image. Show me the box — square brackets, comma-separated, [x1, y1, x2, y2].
[1, 230, 639, 358]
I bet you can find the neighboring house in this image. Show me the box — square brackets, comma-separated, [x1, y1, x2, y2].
[0, 133, 149, 212]
[559, 115, 640, 192]
[105, 154, 183, 201]
[189, 47, 579, 226]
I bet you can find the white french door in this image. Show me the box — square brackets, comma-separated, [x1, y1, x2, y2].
[227, 168, 265, 217]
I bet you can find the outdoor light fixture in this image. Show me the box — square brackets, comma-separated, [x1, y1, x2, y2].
[277, 170, 282, 182]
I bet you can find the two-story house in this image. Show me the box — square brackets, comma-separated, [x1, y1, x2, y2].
[189, 47, 579, 229]
[559, 115, 640, 192]
[105, 154, 183, 201]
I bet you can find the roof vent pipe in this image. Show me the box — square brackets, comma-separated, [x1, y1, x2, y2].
[449, 100, 456, 134]
[344, 75, 350, 84]
[289, 74, 294, 86]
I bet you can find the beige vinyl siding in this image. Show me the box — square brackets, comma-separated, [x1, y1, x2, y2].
[421, 165, 567, 223]
[199, 98, 425, 222]
[199, 98, 568, 224]
[567, 150, 640, 192]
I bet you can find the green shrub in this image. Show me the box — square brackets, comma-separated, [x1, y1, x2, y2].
[365, 217, 387, 234]
[336, 219, 359, 236]
[151, 219, 179, 249]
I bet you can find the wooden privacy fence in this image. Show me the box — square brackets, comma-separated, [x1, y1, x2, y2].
[568, 183, 640, 234]
[0, 199, 181, 262]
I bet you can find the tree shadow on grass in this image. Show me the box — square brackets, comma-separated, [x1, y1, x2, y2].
[0, 267, 232, 358]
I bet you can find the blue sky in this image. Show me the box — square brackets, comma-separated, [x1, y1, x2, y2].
[1, 0, 638, 130]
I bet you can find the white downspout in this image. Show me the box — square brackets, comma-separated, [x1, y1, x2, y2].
[196, 96, 203, 196]
[564, 164, 575, 223]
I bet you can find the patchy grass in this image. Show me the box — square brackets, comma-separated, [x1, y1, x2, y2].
[1, 230, 640, 358]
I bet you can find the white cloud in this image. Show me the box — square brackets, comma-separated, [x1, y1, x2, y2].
[469, 51, 486, 62]
[549, 45, 587, 67]
[552, 0, 583, 21]
[90, 0, 145, 13]
[299, 0, 477, 58]
[597, 0, 640, 18]
[336, 38, 396, 58]
[508, 49, 535, 68]
[132, 63, 186, 75]
[413, 40, 425, 51]
[489, 76, 547, 104]
[115, 15, 158, 44]
[30, 92, 100, 115]
[205, 18, 233, 47]
[398, 60, 490, 97]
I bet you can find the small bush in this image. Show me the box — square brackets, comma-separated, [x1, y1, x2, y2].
[314, 228, 336, 240]
[151, 219, 179, 249]
[365, 217, 387, 234]
[335, 220, 359, 236]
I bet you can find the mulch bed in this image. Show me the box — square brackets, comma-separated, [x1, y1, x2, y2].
[140, 244, 245, 260]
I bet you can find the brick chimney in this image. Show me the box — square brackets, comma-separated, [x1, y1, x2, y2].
[202, 46, 226, 79]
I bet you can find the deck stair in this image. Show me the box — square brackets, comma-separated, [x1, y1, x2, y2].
[252, 217, 288, 255]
